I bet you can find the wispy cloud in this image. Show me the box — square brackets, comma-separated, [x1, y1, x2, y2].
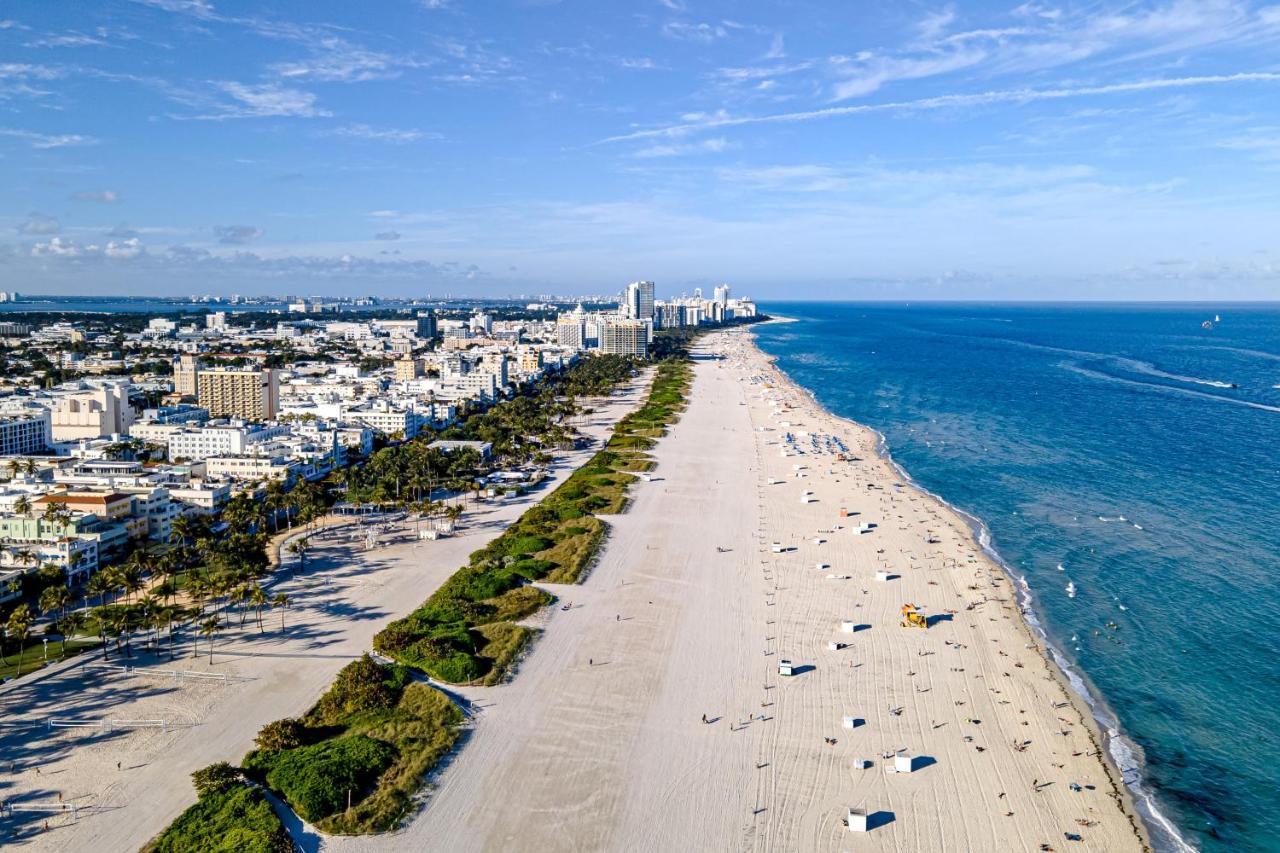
[196, 82, 330, 119]
[16, 212, 61, 236]
[663, 21, 729, 42]
[323, 124, 438, 143]
[633, 137, 729, 158]
[214, 224, 264, 245]
[0, 127, 98, 147]
[601, 72, 1280, 143]
[70, 190, 120, 203]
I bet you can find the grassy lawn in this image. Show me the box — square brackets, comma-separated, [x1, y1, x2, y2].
[0, 637, 98, 681]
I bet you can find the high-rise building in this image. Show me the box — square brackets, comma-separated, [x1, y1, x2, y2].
[415, 313, 438, 340]
[174, 354, 201, 397]
[206, 312, 227, 330]
[599, 319, 649, 358]
[556, 305, 588, 349]
[713, 284, 730, 306]
[197, 368, 279, 421]
[624, 281, 655, 322]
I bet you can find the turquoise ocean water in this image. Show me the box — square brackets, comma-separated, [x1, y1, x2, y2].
[753, 303, 1280, 853]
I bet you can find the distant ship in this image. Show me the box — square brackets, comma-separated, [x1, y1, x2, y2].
[1066, 581, 1077, 598]
[1201, 320, 1213, 330]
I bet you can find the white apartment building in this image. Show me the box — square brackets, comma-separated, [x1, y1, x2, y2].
[0, 411, 52, 455]
[48, 381, 135, 441]
[167, 422, 292, 462]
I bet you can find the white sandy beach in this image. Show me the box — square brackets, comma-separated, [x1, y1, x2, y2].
[0, 378, 650, 851]
[317, 327, 1148, 853]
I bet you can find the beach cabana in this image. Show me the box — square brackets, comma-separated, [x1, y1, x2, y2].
[874, 570, 891, 582]
[846, 807, 869, 832]
[778, 659, 796, 676]
[894, 752, 916, 773]
[842, 715, 862, 729]
[841, 620, 857, 633]
[770, 542, 784, 553]
[828, 641, 845, 651]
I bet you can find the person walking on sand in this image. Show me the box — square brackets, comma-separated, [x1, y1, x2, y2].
[702, 714, 708, 724]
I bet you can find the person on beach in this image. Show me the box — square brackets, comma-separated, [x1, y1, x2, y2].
[702, 714, 708, 724]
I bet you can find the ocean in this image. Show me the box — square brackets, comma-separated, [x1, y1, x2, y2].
[752, 302, 1280, 853]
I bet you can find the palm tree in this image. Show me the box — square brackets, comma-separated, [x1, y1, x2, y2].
[186, 574, 209, 617]
[272, 593, 290, 631]
[13, 495, 31, 518]
[87, 571, 114, 607]
[137, 595, 161, 650]
[6, 604, 32, 675]
[117, 564, 144, 604]
[38, 586, 71, 648]
[199, 617, 220, 665]
[249, 585, 268, 633]
[4, 459, 18, 481]
[59, 610, 86, 657]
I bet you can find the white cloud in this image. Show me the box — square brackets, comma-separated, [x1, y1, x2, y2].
[374, 230, 402, 241]
[203, 82, 330, 119]
[832, 49, 987, 100]
[104, 237, 144, 258]
[30, 237, 82, 257]
[214, 224, 264, 245]
[324, 124, 437, 143]
[633, 137, 730, 158]
[0, 127, 97, 148]
[24, 32, 107, 48]
[17, 213, 60, 236]
[601, 72, 1280, 143]
[70, 190, 120, 203]
[663, 21, 729, 42]
[917, 6, 957, 41]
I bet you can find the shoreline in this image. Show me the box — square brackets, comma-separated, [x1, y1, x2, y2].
[746, 319, 1183, 852]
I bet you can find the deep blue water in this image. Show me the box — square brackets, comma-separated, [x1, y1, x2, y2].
[754, 303, 1280, 853]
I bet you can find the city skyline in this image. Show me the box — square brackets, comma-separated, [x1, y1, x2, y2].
[4, 1, 1280, 299]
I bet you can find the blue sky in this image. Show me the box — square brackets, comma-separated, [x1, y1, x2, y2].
[3, 0, 1280, 300]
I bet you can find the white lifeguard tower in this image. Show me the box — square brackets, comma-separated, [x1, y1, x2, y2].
[842, 715, 861, 729]
[827, 641, 845, 651]
[841, 620, 857, 633]
[778, 659, 796, 676]
[770, 542, 784, 553]
[874, 570, 892, 582]
[894, 752, 916, 773]
[846, 806, 869, 832]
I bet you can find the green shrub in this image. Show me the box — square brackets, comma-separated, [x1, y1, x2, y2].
[258, 735, 397, 822]
[190, 762, 242, 799]
[314, 656, 405, 725]
[147, 784, 290, 853]
[254, 718, 307, 752]
[503, 534, 553, 556]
